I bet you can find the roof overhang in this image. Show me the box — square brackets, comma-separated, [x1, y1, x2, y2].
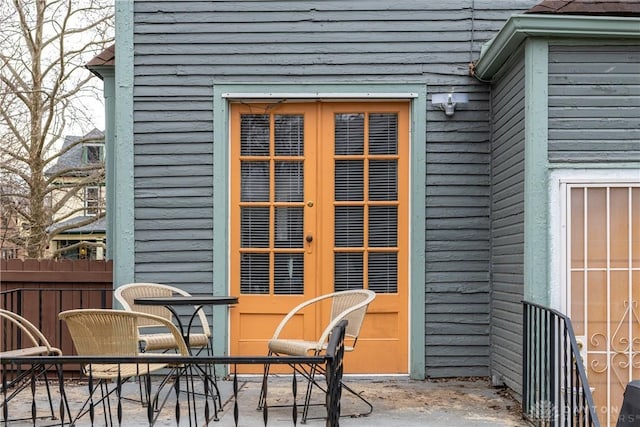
[86, 44, 115, 80]
[474, 14, 640, 80]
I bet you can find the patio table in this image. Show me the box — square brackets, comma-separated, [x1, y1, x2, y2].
[133, 295, 238, 423]
[133, 295, 238, 350]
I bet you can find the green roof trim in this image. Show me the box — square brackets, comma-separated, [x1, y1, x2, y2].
[474, 14, 640, 80]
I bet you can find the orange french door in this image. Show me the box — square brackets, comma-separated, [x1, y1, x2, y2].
[229, 101, 409, 374]
[568, 185, 640, 426]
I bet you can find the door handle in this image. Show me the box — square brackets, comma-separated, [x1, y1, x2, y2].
[305, 233, 313, 254]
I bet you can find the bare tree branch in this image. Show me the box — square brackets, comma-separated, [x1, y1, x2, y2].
[0, 0, 113, 258]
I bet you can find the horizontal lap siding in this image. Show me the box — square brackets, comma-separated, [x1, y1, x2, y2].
[490, 56, 525, 394]
[425, 1, 538, 377]
[425, 82, 492, 377]
[132, 0, 538, 375]
[133, 95, 214, 294]
[548, 45, 640, 163]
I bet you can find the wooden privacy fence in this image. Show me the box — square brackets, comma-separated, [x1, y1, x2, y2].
[0, 259, 113, 357]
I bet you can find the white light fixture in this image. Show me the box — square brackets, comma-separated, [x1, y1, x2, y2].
[431, 93, 469, 116]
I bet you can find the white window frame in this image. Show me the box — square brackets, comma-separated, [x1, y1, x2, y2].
[85, 186, 103, 216]
[84, 143, 104, 164]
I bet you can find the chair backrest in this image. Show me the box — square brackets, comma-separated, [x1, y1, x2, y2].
[272, 289, 376, 351]
[58, 309, 189, 357]
[328, 290, 376, 343]
[114, 282, 211, 336]
[0, 309, 61, 356]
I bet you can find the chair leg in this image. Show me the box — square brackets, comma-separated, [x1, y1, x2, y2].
[0, 363, 67, 422]
[258, 355, 369, 422]
[54, 363, 73, 423]
[257, 351, 273, 411]
[340, 381, 373, 417]
[149, 365, 195, 426]
[33, 364, 57, 419]
[202, 344, 221, 422]
[258, 353, 328, 423]
[206, 342, 222, 411]
[194, 341, 222, 417]
[300, 362, 319, 424]
[69, 379, 104, 426]
[44, 384, 56, 419]
[100, 381, 113, 427]
[186, 364, 200, 425]
[0, 365, 41, 415]
[136, 375, 147, 407]
[136, 348, 171, 408]
[70, 377, 135, 427]
[299, 366, 374, 421]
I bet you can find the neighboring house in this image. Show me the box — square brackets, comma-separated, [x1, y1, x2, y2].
[90, 1, 638, 424]
[45, 129, 106, 260]
[0, 173, 29, 260]
[0, 202, 25, 260]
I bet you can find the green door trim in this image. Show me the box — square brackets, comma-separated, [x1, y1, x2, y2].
[213, 83, 427, 378]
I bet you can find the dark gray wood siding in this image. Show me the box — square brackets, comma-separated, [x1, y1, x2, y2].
[131, 0, 538, 376]
[548, 44, 640, 163]
[489, 54, 526, 394]
[425, 81, 493, 377]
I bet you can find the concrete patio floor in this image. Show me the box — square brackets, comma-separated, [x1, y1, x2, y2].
[2, 376, 529, 426]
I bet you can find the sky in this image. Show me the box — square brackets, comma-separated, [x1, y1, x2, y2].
[72, 81, 106, 137]
[54, 1, 112, 139]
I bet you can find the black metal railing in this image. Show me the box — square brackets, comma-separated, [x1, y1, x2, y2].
[523, 301, 599, 427]
[1, 321, 346, 427]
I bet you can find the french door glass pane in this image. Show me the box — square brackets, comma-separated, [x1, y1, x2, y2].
[275, 115, 304, 156]
[335, 160, 363, 201]
[239, 112, 306, 296]
[240, 114, 269, 156]
[369, 206, 398, 247]
[335, 206, 364, 247]
[334, 253, 363, 291]
[335, 113, 364, 155]
[368, 114, 398, 154]
[275, 161, 303, 202]
[274, 253, 304, 294]
[238, 107, 401, 296]
[368, 252, 398, 293]
[333, 111, 398, 294]
[275, 207, 303, 248]
[240, 253, 269, 294]
[240, 207, 269, 248]
[241, 161, 269, 202]
[369, 160, 397, 201]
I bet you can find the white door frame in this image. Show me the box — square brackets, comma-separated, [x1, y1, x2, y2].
[549, 168, 639, 425]
[549, 168, 640, 313]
